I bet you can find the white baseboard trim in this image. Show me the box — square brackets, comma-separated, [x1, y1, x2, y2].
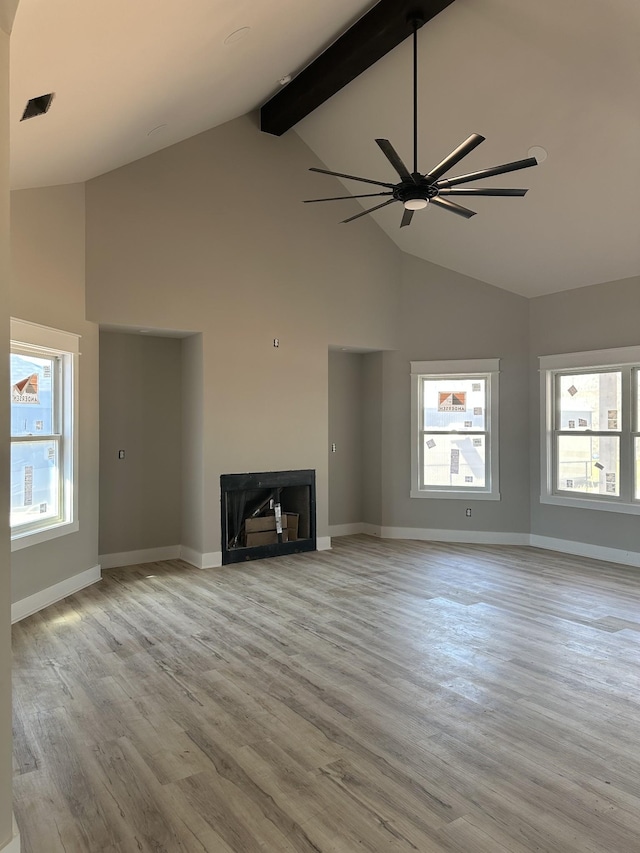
[360, 525, 529, 546]
[99, 538, 340, 570]
[335, 524, 640, 569]
[180, 546, 222, 570]
[1, 816, 20, 853]
[530, 535, 640, 568]
[12, 565, 101, 624]
[99, 545, 182, 570]
[99, 544, 224, 571]
[328, 523, 367, 537]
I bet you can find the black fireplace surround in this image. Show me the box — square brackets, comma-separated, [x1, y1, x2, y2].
[220, 469, 316, 564]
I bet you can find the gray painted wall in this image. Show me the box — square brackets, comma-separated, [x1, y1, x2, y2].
[99, 331, 182, 556]
[380, 253, 531, 533]
[181, 334, 205, 555]
[361, 352, 384, 527]
[328, 351, 364, 526]
[10, 184, 100, 603]
[85, 114, 401, 554]
[529, 275, 640, 550]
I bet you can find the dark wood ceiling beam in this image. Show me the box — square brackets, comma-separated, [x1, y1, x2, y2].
[260, 0, 456, 137]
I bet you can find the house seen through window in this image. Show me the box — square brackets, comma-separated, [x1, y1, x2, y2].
[540, 346, 640, 514]
[411, 358, 500, 500]
[10, 319, 79, 548]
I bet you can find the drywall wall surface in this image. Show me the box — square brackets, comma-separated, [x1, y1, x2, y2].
[10, 183, 99, 602]
[85, 114, 400, 346]
[99, 332, 182, 555]
[0, 21, 13, 850]
[530, 275, 640, 549]
[328, 351, 364, 525]
[85, 114, 401, 550]
[380, 253, 530, 533]
[181, 333, 204, 555]
[201, 329, 333, 551]
[361, 351, 384, 527]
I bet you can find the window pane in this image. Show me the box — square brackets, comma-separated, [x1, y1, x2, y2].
[10, 440, 60, 527]
[558, 371, 621, 431]
[636, 437, 640, 500]
[11, 352, 56, 436]
[423, 433, 486, 488]
[423, 378, 486, 431]
[557, 435, 619, 496]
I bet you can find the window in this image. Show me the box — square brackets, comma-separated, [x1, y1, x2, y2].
[540, 346, 640, 514]
[10, 319, 79, 548]
[411, 358, 500, 500]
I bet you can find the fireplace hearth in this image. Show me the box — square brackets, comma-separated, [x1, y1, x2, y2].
[220, 469, 316, 564]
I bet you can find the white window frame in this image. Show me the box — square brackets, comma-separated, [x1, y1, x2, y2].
[540, 345, 640, 515]
[10, 319, 80, 550]
[410, 358, 500, 500]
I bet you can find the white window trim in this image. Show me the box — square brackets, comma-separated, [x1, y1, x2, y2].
[10, 318, 80, 550]
[410, 358, 500, 500]
[539, 345, 640, 515]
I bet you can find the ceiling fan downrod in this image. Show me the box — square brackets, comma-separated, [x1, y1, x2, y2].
[410, 14, 425, 177]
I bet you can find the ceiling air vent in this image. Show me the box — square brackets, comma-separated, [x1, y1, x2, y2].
[21, 93, 54, 121]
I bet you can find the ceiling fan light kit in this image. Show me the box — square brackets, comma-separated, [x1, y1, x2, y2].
[304, 15, 538, 227]
[404, 197, 429, 211]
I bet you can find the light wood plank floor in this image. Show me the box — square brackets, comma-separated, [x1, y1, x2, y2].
[12, 535, 640, 852]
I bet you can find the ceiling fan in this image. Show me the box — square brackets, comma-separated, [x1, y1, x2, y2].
[304, 15, 538, 227]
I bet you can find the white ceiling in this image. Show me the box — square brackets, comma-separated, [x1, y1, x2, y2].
[10, 0, 640, 297]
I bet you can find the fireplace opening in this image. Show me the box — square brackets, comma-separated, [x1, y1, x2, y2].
[220, 469, 316, 564]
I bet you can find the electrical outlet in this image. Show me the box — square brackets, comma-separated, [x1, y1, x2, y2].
[273, 338, 279, 347]
[465, 508, 472, 517]
[331, 443, 337, 453]
[118, 450, 125, 459]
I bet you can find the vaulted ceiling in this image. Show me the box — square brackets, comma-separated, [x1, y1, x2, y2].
[10, 0, 640, 297]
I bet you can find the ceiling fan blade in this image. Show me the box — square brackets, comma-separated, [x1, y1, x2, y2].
[400, 208, 414, 228]
[425, 133, 485, 183]
[310, 167, 395, 189]
[436, 157, 538, 188]
[304, 192, 394, 203]
[430, 197, 476, 219]
[375, 139, 415, 183]
[341, 198, 397, 224]
[438, 187, 528, 197]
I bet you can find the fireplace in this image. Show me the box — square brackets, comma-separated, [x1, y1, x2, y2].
[220, 469, 316, 564]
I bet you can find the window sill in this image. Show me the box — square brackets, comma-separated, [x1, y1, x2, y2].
[411, 489, 501, 501]
[11, 519, 79, 551]
[540, 493, 640, 516]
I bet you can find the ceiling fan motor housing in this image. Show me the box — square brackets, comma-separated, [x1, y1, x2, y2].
[394, 178, 439, 205]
